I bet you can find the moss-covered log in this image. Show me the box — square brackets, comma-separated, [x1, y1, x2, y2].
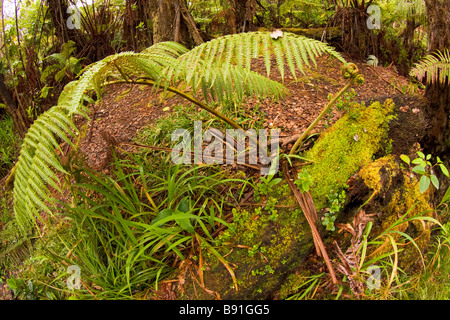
[174, 99, 397, 300]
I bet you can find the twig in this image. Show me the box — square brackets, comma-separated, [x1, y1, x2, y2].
[367, 65, 405, 96]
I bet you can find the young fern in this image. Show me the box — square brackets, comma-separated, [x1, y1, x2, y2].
[12, 32, 347, 232]
[410, 49, 450, 85]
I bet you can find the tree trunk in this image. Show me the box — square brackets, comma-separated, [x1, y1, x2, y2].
[149, 0, 204, 47]
[422, 0, 450, 157]
[0, 74, 29, 137]
[123, 0, 153, 51]
[230, 0, 257, 33]
[46, 0, 83, 49]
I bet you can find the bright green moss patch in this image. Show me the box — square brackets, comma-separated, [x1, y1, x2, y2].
[180, 182, 316, 299]
[303, 99, 396, 210]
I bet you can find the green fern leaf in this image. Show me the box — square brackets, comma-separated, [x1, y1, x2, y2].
[410, 49, 450, 85]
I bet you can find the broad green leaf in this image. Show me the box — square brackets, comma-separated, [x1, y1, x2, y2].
[152, 208, 173, 226]
[412, 165, 426, 175]
[439, 164, 449, 177]
[399, 154, 410, 165]
[411, 158, 425, 166]
[173, 211, 195, 234]
[419, 175, 430, 193]
[430, 174, 439, 190]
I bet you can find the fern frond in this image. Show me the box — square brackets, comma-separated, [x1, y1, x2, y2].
[410, 49, 450, 85]
[163, 31, 345, 104]
[12, 34, 345, 232]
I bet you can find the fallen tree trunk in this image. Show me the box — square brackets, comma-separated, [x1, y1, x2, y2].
[166, 99, 401, 300]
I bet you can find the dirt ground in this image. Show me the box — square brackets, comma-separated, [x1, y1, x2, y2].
[76, 52, 422, 171]
[0, 51, 427, 300]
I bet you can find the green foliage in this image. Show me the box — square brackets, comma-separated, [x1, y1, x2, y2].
[410, 49, 450, 85]
[294, 169, 313, 193]
[6, 277, 43, 300]
[322, 190, 346, 231]
[255, 175, 283, 197]
[400, 152, 449, 193]
[0, 115, 20, 177]
[41, 154, 246, 299]
[12, 32, 346, 232]
[278, 0, 333, 27]
[41, 41, 83, 83]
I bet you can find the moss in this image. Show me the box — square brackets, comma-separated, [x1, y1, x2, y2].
[180, 181, 315, 299]
[278, 270, 312, 299]
[304, 99, 396, 210]
[357, 155, 434, 270]
[359, 155, 399, 193]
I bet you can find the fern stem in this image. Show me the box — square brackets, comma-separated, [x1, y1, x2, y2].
[103, 79, 245, 132]
[4, 162, 16, 190]
[289, 78, 355, 155]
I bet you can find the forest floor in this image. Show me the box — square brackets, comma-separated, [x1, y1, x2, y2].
[0, 53, 426, 300]
[77, 53, 421, 171]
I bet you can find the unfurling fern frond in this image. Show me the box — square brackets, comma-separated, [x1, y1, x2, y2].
[410, 49, 450, 85]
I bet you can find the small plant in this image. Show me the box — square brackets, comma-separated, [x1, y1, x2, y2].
[322, 190, 346, 231]
[40, 41, 83, 83]
[7, 277, 43, 300]
[400, 152, 449, 193]
[254, 175, 282, 201]
[294, 169, 313, 193]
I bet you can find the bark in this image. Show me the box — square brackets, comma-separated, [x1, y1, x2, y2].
[422, 0, 450, 157]
[230, 0, 257, 33]
[149, 0, 204, 47]
[123, 0, 153, 51]
[46, 0, 84, 49]
[0, 74, 29, 137]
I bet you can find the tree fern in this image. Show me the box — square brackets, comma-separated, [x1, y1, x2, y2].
[13, 42, 187, 231]
[395, 0, 427, 24]
[12, 32, 347, 232]
[410, 49, 450, 85]
[168, 31, 346, 84]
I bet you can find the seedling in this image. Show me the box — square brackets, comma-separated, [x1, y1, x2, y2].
[400, 152, 449, 193]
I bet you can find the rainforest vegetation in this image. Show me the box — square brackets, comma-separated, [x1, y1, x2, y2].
[0, 0, 449, 301]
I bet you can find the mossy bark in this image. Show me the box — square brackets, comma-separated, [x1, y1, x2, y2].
[348, 155, 435, 270]
[178, 186, 315, 299]
[173, 99, 398, 300]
